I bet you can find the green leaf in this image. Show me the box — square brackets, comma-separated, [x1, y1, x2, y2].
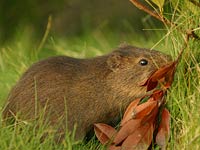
[151, 0, 165, 12]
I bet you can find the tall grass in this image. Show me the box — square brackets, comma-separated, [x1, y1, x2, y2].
[0, 4, 200, 149]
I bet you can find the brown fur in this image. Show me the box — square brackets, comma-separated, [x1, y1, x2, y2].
[2, 45, 171, 141]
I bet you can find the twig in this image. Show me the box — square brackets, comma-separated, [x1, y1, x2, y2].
[186, 29, 200, 40]
[37, 15, 52, 52]
[130, 0, 200, 41]
[130, 0, 163, 22]
[129, 0, 174, 26]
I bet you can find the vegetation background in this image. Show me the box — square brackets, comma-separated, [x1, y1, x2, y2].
[0, 0, 200, 149]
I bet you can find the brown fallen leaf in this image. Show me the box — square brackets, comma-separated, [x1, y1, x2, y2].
[94, 123, 117, 144]
[120, 98, 141, 126]
[156, 108, 170, 150]
[121, 122, 154, 150]
[113, 119, 141, 145]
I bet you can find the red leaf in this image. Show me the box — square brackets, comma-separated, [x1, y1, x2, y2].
[151, 90, 164, 101]
[141, 102, 159, 125]
[109, 145, 122, 150]
[94, 123, 117, 144]
[164, 65, 176, 89]
[156, 108, 170, 150]
[142, 61, 177, 91]
[121, 98, 141, 126]
[133, 100, 158, 119]
[149, 90, 166, 107]
[146, 81, 158, 92]
[113, 119, 141, 145]
[114, 98, 159, 145]
[150, 62, 176, 82]
[121, 122, 154, 150]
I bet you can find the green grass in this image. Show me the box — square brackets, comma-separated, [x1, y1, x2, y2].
[0, 11, 200, 149]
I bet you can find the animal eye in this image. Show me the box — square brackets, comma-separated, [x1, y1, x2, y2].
[139, 59, 148, 66]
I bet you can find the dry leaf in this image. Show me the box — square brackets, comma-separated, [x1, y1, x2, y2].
[140, 102, 159, 125]
[142, 61, 176, 91]
[163, 64, 176, 89]
[145, 80, 158, 92]
[151, 90, 164, 101]
[121, 98, 141, 126]
[94, 123, 117, 144]
[109, 145, 122, 150]
[133, 100, 158, 119]
[113, 119, 141, 145]
[156, 108, 170, 150]
[121, 122, 154, 150]
[150, 62, 176, 82]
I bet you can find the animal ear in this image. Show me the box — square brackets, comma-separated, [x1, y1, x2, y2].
[118, 42, 129, 49]
[107, 52, 125, 71]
